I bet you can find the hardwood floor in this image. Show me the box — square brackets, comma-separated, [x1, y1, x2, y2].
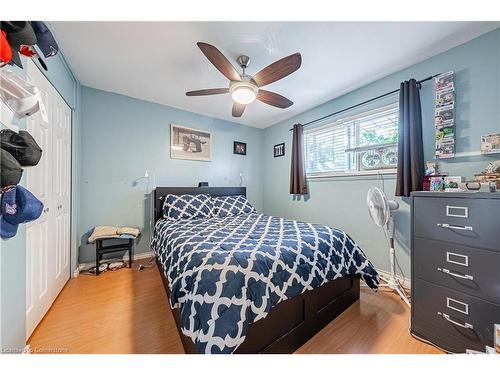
[28, 261, 184, 354]
[28, 262, 442, 354]
[296, 286, 441, 354]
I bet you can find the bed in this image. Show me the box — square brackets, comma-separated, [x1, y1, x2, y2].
[152, 187, 379, 354]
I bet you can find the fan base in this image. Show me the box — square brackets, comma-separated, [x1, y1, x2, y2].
[378, 275, 410, 307]
[237, 55, 250, 69]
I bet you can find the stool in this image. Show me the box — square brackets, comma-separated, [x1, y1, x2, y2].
[95, 238, 134, 275]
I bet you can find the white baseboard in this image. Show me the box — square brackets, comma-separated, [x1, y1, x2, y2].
[77, 251, 155, 273]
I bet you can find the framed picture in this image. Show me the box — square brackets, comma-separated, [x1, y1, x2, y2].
[274, 143, 285, 157]
[170, 124, 212, 161]
[233, 141, 247, 155]
[481, 132, 500, 155]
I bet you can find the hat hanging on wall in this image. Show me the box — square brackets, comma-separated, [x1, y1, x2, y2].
[19, 45, 48, 71]
[1, 129, 42, 167]
[0, 68, 45, 123]
[0, 149, 23, 189]
[1, 21, 37, 69]
[0, 31, 13, 67]
[29, 21, 59, 58]
[0, 185, 43, 239]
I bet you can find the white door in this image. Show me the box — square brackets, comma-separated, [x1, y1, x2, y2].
[52, 91, 71, 295]
[25, 62, 53, 338]
[25, 60, 71, 339]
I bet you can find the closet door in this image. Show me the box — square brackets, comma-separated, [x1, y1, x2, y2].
[25, 60, 72, 339]
[52, 91, 71, 295]
[25, 62, 53, 338]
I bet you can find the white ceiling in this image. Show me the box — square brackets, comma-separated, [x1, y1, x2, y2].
[50, 21, 499, 129]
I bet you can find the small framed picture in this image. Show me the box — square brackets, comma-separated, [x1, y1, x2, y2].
[274, 143, 285, 157]
[481, 132, 500, 155]
[233, 141, 247, 155]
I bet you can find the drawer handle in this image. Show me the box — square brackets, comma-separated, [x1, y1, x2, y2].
[447, 297, 469, 315]
[438, 312, 473, 329]
[437, 267, 474, 280]
[446, 251, 469, 267]
[446, 205, 468, 218]
[437, 223, 473, 231]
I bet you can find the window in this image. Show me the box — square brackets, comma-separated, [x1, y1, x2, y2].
[304, 103, 399, 177]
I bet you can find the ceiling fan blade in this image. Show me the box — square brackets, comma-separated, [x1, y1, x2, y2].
[253, 53, 302, 87]
[232, 103, 246, 117]
[186, 88, 229, 96]
[197, 42, 241, 81]
[257, 90, 293, 108]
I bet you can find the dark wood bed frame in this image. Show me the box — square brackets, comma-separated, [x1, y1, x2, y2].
[153, 187, 360, 354]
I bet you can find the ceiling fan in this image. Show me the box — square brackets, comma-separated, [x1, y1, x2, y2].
[186, 42, 302, 117]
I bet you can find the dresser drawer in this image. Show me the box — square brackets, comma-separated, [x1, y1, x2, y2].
[412, 278, 499, 352]
[413, 197, 500, 252]
[413, 238, 500, 304]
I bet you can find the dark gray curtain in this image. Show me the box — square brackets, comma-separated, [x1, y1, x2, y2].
[396, 79, 424, 197]
[290, 123, 308, 195]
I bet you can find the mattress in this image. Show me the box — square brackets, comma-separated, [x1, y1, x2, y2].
[153, 212, 379, 353]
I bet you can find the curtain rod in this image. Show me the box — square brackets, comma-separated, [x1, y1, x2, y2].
[289, 74, 441, 131]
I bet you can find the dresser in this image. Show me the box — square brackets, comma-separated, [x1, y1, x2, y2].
[410, 191, 500, 353]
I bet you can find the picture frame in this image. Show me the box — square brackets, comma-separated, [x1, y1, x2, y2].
[233, 141, 247, 155]
[170, 124, 212, 162]
[481, 132, 500, 155]
[274, 142, 285, 157]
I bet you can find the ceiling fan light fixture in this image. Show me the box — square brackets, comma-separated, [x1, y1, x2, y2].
[230, 82, 258, 105]
[187, 43, 301, 116]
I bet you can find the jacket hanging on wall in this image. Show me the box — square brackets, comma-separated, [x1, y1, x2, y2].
[290, 123, 308, 195]
[396, 79, 424, 197]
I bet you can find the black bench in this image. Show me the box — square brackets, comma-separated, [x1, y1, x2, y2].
[95, 238, 134, 275]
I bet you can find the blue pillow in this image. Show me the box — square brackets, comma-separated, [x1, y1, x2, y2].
[163, 194, 213, 220]
[212, 195, 255, 218]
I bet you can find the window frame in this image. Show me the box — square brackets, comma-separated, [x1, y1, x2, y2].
[304, 102, 399, 179]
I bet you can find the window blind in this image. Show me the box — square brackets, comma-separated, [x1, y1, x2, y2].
[305, 104, 399, 175]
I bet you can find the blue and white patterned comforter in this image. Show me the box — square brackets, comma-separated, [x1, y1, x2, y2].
[153, 212, 379, 354]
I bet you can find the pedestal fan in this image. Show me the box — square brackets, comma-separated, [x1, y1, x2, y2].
[367, 187, 410, 307]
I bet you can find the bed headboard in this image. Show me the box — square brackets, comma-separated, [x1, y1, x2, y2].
[153, 187, 246, 222]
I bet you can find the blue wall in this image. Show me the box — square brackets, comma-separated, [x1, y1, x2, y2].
[78, 86, 264, 263]
[262, 28, 500, 278]
[0, 53, 78, 351]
